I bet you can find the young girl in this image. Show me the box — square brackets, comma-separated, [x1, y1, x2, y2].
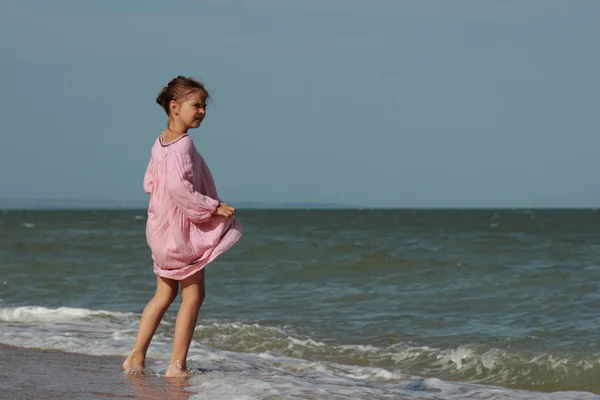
[123, 76, 243, 377]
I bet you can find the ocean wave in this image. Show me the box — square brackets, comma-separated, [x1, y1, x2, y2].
[192, 322, 600, 392]
[0, 305, 136, 323]
[2, 307, 600, 396]
[427, 344, 600, 392]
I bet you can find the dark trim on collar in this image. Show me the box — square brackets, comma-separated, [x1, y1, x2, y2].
[159, 134, 188, 147]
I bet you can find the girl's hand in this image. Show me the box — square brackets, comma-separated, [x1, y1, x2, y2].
[215, 203, 236, 218]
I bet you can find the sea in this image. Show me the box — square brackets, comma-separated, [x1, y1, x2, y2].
[1, 209, 600, 399]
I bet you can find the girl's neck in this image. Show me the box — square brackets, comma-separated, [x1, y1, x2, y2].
[163, 121, 188, 141]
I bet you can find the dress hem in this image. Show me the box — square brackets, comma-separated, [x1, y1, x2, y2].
[153, 218, 242, 280]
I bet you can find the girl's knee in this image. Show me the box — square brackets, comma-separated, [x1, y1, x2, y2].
[155, 287, 178, 305]
[182, 289, 205, 308]
[156, 276, 179, 304]
[166, 290, 179, 304]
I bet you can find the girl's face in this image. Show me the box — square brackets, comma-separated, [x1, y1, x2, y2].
[171, 91, 207, 131]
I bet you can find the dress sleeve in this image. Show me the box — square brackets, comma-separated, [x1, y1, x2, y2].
[143, 159, 154, 194]
[200, 157, 223, 203]
[166, 152, 220, 224]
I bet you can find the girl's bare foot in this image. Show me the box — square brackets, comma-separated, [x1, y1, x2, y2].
[165, 361, 193, 378]
[123, 351, 145, 372]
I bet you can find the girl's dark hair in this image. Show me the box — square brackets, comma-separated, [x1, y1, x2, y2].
[156, 76, 210, 115]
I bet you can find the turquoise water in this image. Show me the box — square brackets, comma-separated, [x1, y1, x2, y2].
[1, 209, 600, 399]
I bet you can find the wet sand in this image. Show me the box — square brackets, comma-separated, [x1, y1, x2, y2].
[0, 344, 193, 400]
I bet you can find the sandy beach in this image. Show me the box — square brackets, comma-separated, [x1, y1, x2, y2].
[0, 344, 193, 400]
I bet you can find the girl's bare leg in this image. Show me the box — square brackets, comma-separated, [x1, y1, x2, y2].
[123, 275, 179, 371]
[165, 268, 206, 377]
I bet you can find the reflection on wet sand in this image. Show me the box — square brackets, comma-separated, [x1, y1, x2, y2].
[124, 373, 193, 400]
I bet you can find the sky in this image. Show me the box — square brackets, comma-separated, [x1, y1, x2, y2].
[1, 0, 599, 208]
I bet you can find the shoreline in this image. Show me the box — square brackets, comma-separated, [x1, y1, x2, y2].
[0, 344, 192, 400]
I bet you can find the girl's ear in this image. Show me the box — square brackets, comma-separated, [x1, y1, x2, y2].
[169, 100, 179, 115]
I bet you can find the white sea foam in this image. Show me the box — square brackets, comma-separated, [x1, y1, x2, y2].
[2, 305, 600, 399]
[0, 305, 135, 322]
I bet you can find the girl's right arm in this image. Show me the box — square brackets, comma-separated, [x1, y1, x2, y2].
[143, 159, 154, 194]
[166, 152, 220, 223]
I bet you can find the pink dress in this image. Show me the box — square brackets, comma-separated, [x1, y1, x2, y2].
[143, 133, 243, 280]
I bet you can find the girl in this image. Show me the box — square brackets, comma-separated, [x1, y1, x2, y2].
[123, 76, 243, 377]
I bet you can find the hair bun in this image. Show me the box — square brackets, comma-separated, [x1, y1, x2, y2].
[156, 86, 168, 107]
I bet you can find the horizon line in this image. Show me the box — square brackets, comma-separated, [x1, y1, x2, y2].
[1, 198, 599, 211]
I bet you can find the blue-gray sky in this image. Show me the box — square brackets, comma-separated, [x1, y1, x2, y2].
[1, 0, 599, 208]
